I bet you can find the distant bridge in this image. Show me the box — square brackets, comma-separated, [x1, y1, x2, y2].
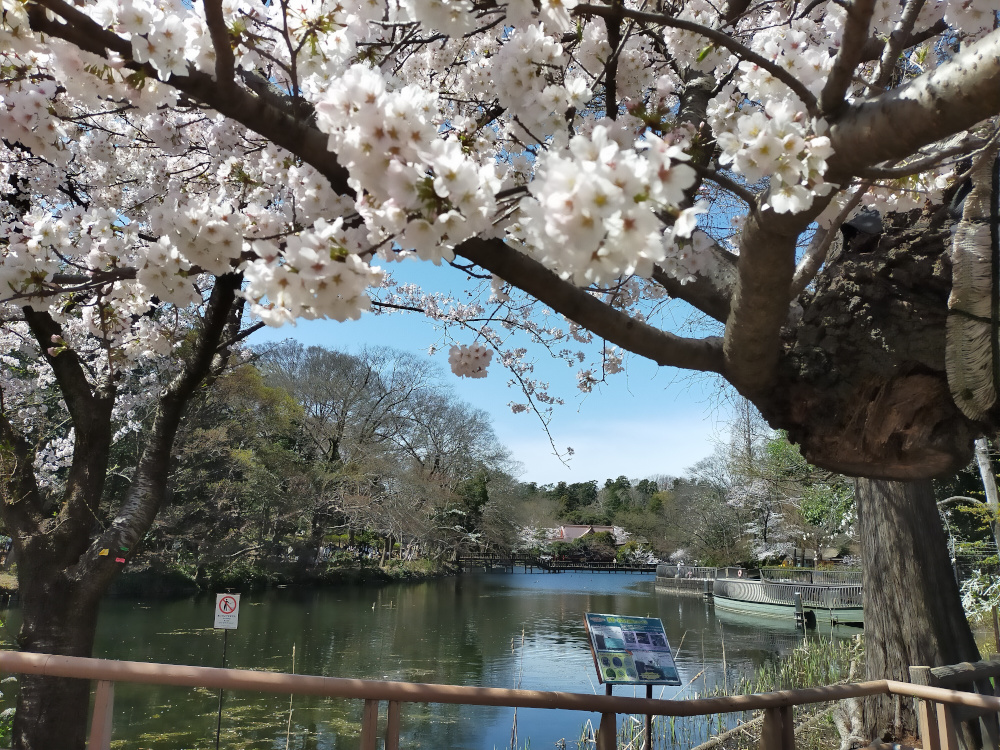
[456, 553, 657, 574]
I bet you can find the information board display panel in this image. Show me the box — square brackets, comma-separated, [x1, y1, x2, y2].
[584, 612, 681, 686]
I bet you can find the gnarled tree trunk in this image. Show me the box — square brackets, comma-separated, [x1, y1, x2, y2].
[857, 477, 980, 741]
[12, 565, 103, 750]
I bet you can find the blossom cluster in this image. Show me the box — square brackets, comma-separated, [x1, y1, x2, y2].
[515, 126, 699, 284]
[244, 219, 384, 326]
[448, 344, 493, 378]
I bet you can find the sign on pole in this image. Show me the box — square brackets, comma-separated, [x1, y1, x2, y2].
[584, 612, 681, 685]
[214, 593, 240, 630]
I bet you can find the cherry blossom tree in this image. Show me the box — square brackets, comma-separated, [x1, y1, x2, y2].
[4, 0, 1000, 745]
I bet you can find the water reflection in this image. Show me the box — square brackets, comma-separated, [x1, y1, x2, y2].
[9, 572, 860, 749]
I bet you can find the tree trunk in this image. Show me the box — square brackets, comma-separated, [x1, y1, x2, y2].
[857, 477, 980, 741]
[12, 566, 102, 750]
[974, 439, 1000, 550]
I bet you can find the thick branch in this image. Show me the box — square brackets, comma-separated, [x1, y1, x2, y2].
[789, 180, 870, 299]
[0, 411, 46, 538]
[651, 248, 737, 323]
[77, 273, 244, 586]
[723, 197, 831, 396]
[872, 0, 925, 90]
[828, 28, 1000, 182]
[456, 237, 725, 373]
[203, 0, 236, 88]
[820, 0, 877, 117]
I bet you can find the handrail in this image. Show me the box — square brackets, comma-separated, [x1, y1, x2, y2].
[3, 651, 999, 750]
[2, 651, 998, 714]
[0, 651, 884, 714]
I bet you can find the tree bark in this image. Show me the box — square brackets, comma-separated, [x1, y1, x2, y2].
[11, 563, 101, 750]
[856, 477, 980, 741]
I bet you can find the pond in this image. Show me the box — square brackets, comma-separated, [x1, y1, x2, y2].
[2, 571, 858, 749]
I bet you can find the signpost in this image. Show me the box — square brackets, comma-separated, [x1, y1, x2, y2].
[214, 593, 240, 750]
[585, 612, 681, 750]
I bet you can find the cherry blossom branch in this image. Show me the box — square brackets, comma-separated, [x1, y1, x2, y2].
[574, 3, 820, 116]
[82, 273, 245, 583]
[456, 237, 726, 373]
[820, 0, 877, 117]
[27, 0, 354, 195]
[19, 308, 116, 555]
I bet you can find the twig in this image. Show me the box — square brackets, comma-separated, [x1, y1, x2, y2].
[789, 179, 871, 299]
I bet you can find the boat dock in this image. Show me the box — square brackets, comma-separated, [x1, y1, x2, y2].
[656, 564, 864, 625]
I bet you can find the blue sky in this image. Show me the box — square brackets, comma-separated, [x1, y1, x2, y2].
[251, 257, 732, 485]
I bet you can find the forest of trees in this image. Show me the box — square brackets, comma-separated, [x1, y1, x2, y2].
[123, 341, 521, 584]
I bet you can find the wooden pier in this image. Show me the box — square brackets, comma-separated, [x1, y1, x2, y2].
[457, 553, 656, 574]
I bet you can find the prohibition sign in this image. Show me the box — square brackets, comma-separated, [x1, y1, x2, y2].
[214, 592, 240, 629]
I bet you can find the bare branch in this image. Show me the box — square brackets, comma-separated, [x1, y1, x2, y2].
[789, 180, 871, 300]
[859, 18, 947, 62]
[690, 163, 758, 206]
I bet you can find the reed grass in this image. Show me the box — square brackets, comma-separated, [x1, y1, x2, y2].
[570, 633, 863, 750]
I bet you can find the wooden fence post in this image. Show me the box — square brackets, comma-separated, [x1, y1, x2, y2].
[596, 711, 617, 750]
[910, 666, 942, 750]
[760, 706, 794, 750]
[385, 700, 401, 750]
[87, 680, 115, 750]
[936, 700, 961, 750]
[360, 698, 379, 750]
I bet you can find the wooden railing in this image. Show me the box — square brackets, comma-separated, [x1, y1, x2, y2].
[910, 656, 1000, 750]
[2, 651, 999, 750]
[760, 568, 864, 585]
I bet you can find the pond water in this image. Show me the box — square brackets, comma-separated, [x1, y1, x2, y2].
[2, 571, 858, 749]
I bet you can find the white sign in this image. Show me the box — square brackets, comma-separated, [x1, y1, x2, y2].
[214, 593, 240, 629]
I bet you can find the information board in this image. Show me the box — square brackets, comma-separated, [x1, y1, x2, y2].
[584, 612, 681, 685]
[214, 593, 241, 629]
